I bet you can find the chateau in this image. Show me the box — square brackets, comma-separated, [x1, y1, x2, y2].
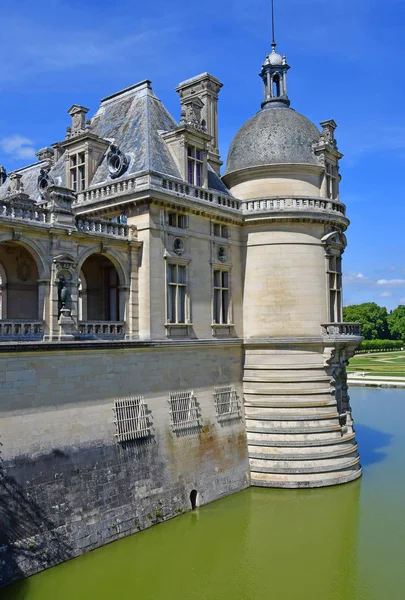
[0, 36, 362, 585]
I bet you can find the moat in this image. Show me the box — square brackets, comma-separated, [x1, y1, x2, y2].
[3, 387, 404, 600]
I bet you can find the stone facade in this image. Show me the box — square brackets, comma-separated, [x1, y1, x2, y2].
[0, 40, 361, 586]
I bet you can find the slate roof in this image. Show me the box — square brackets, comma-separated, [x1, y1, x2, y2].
[0, 79, 232, 202]
[0, 161, 46, 202]
[225, 105, 321, 174]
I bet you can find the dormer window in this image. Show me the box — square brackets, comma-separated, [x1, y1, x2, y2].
[187, 146, 203, 187]
[70, 152, 86, 191]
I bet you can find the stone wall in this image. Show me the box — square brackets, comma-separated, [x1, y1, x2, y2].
[0, 340, 249, 587]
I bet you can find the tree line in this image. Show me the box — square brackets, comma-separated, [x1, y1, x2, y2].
[343, 302, 405, 341]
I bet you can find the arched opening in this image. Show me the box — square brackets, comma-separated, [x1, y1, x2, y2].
[190, 489, 199, 510]
[0, 241, 39, 320]
[272, 74, 280, 98]
[80, 253, 122, 321]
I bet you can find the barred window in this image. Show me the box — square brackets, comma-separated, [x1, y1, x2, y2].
[214, 385, 239, 420]
[213, 270, 230, 324]
[113, 395, 150, 442]
[328, 254, 342, 322]
[169, 390, 199, 430]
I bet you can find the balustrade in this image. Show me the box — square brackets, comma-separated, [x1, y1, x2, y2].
[161, 177, 240, 210]
[0, 201, 51, 224]
[0, 320, 43, 341]
[75, 217, 133, 239]
[76, 177, 137, 205]
[241, 196, 346, 216]
[78, 321, 125, 339]
[321, 323, 361, 337]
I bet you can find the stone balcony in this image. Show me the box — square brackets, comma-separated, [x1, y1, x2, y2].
[73, 172, 241, 214]
[0, 199, 51, 226]
[241, 196, 348, 223]
[321, 323, 362, 337]
[77, 321, 125, 340]
[75, 217, 136, 240]
[0, 320, 44, 342]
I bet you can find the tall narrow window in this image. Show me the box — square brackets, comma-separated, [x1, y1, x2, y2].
[272, 74, 280, 97]
[325, 162, 338, 200]
[213, 270, 230, 324]
[70, 152, 86, 192]
[187, 146, 203, 187]
[328, 255, 342, 322]
[167, 263, 187, 324]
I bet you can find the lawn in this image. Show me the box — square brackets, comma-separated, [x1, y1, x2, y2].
[347, 351, 405, 378]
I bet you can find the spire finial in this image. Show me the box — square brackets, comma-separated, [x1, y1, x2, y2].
[271, 0, 276, 49]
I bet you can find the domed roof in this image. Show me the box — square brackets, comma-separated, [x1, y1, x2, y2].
[225, 106, 321, 174]
[264, 49, 283, 66]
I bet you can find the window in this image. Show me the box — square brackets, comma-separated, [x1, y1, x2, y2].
[113, 395, 150, 442]
[187, 146, 203, 187]
[167, 263, 187, 324]
[326, 162, 338, 200]
[70, 152, 86, 191]
[212, 223, 229, 238]
[169, 390, 199, 430]
[213, 270, 230, 325]
[328, 254, 342, 322]
[168, 212, 187, 229]
[214, 385, 239, 421]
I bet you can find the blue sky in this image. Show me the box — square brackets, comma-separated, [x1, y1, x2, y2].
[1, 0, 404, 309]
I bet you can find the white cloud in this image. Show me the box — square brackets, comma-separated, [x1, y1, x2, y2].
[356, 273, 366, 279]
[377, 279, 405, 287]
[0, 135, 36, 160]
[380, 292, 392, 298]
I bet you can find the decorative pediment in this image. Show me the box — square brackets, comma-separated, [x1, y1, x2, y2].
[322, 230, 347, 251]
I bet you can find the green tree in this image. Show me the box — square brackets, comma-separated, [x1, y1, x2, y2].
[343, 302, 389, 340]
[388, 305, 405, 340]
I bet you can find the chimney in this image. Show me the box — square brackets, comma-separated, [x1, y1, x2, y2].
[176, 73, 223, 175]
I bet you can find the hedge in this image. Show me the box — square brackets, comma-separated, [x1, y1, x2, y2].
[355, 339, 405, 354]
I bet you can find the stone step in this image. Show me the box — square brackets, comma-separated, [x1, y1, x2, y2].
[245, 412, 339, 421]
[243, 364, 326, 371]
[245, 405, 337, 415]
[250, 464, 362, 488]
[246, 424, 342, 435]
[244, 388, 331, 396]
[246, 431, 356, 448]
[249, 454, 360, 474]
[244, 400, 337, 409]
[244, 382, 331, 391]
[246, 418, 339, 429]
[243, 374, 331, 383]
[248, 442, 359, 461]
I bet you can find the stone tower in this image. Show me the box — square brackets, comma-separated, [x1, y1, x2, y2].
[223, 38, 362, 488]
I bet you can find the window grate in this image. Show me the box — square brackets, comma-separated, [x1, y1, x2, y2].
[214, 385, 239, 421]
[113, 395, 150, 442]
[169, 390, 199, 431]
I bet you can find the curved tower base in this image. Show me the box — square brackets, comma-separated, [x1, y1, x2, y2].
[244, 337, 362, 488]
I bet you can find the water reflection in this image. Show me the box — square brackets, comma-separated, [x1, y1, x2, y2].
[355, 424, 392, 468]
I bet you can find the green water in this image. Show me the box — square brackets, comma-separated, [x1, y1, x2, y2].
[3, 388, 405, 600]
